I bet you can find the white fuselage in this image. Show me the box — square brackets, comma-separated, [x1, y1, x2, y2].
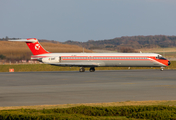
[31, 53, 169, 67]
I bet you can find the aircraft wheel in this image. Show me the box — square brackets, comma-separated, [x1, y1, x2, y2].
[160, 67, 164, 71]
[89, 67, 95, 72]
[79, 67, 85, 72]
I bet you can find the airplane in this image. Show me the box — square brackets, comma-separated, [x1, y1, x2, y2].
[9, 38, 171, 72]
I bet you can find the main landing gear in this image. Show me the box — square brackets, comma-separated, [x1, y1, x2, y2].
[79, 67, 85, 72]
[79, 67, 95, 72]
[89, 67, 95, 72]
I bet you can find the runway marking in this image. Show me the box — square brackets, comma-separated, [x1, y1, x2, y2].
[122, 83, 137, 85]
[154, 85, 176, 89]
[59, 79, 68, 80]
[84, 80, 98, 83]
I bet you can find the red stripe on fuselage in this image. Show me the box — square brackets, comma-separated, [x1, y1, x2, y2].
[61, 56, 149, 60]
[149, 57, 169, 66]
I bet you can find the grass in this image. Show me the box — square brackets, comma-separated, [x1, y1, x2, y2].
[0, 104, 176, 119]
[137, 47, 176, 52]
[0, 41, 92, 60]
[2, 40, 176, 60]
[137, 47, 176, 59]
[0, 61, 176, 72]
[0, 108, 141, 120]
[0, 100, 176, 110]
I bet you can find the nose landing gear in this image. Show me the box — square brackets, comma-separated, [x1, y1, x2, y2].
[160, 67, 164, 71]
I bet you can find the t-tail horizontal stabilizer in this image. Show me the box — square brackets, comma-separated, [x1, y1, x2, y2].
[9, 38, 50, 55]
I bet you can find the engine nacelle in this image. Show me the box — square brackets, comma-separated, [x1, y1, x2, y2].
[42, 57, 60, 63]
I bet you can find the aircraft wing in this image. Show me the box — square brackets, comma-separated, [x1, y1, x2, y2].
[44, 62, 102, 67]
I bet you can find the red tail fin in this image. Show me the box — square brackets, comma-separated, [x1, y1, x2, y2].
[9, 38, 50, 55]
[26, 38, 49, 55]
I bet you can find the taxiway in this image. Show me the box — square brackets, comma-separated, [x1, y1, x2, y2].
[0, 70, 176, 106]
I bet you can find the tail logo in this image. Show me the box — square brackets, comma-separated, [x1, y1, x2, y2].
[35, 44, 40, 50]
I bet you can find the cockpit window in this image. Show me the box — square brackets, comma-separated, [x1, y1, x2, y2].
[159, 57, 167, 60]
[156, 56, 167, 60]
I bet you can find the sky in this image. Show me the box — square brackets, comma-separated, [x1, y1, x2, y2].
[0, 0, 176, 42]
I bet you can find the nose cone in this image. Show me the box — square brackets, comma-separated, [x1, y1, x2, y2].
[168, 61, 171, 66]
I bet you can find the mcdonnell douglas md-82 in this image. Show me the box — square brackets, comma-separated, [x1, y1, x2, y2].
[9, 38, 171, 72]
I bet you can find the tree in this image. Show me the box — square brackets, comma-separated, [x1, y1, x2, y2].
[119, 47, 137, 53]
[0, 54, 6, 59]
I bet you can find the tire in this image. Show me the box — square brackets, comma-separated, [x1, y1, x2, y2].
[79, 67, 85, 72]
[89, 67, 95, 72]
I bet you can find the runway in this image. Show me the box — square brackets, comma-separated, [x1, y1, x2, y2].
[0, 70, 176, 107]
